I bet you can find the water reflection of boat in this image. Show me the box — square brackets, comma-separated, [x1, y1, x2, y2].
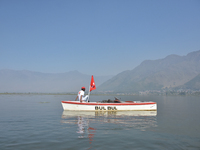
[61, 111, 157, 132]
[62, 110, 157, 118]
[61, 110, 157, 148]
[61, 110, 97, 145]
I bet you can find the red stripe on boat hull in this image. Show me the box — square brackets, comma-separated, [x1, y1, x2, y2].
[61, 101, 156, 106]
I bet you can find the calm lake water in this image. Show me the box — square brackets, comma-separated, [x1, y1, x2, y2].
[0, 94, 200, 150]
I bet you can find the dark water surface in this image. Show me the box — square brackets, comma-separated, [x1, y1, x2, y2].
[0, 94, 200, 150]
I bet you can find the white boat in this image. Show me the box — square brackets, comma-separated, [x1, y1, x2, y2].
[61, 100, 157, 111]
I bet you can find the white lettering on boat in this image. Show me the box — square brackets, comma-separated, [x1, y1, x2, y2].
[95, 106, 117, 110]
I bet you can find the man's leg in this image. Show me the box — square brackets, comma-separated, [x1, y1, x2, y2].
[82, 95, 89, 101]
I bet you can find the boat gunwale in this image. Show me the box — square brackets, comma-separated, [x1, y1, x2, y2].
[61, 101, 156, 106]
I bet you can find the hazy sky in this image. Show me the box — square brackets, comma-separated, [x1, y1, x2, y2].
[1, 0, 200, 76]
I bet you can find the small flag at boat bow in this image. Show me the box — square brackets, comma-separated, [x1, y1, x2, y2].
[90, 75, 96, 92]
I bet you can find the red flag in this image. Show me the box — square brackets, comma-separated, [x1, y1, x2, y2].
[90, 75, 96, 92]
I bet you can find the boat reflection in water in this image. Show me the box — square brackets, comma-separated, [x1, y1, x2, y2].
[61, 111, 157, 143]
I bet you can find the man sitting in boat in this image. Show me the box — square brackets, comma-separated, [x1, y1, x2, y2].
[75, 87, 89, 103]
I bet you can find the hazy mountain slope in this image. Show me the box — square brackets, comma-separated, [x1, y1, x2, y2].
[97, 50, 200, 92]
[0, 70, 113, 93]
[179, 74, 200, 90]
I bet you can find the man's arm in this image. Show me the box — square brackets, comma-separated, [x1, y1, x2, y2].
[80, 95, 82, 103]
[75, 96, 78, 101]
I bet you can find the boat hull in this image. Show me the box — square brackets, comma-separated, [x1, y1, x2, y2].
[61, 101, 157, 111]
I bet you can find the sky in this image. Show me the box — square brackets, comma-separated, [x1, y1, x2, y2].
[1, 0, 200, 76]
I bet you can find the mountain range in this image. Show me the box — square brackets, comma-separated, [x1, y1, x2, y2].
[0, 70, 112, 93]
[97, 50, 200, 92]
[1, 50, 200, 93]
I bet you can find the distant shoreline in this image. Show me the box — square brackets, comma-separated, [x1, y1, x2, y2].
[1, 91, 200, 96]
[0, 93, 76, 95]
[0, 93, 114, 96]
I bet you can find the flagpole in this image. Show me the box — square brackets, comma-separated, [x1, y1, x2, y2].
[87, 75, 96, 102]
[87, 85, 90, 102]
